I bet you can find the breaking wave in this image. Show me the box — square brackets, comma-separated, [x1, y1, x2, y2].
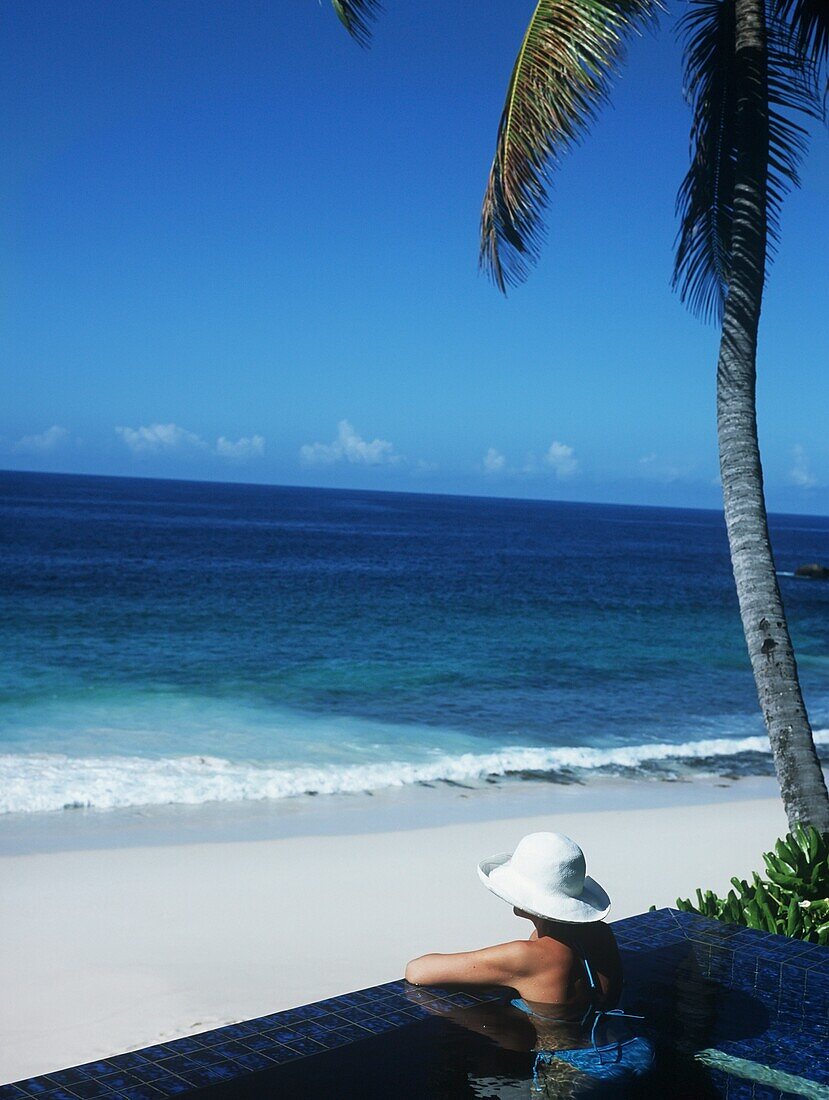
[2, 730, 828, 814]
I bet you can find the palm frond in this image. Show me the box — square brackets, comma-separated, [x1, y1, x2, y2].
[672, 0, 738, 322]
[479, 0, 658, 293]
[673, 0, 821, 323]
[331, 0, 380, 47]
[773, 0, 829, 67]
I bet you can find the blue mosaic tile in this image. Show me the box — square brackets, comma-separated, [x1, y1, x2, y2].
[339, 1006, 377, 1024]
[238, 1034, 280, 1053]
[215, 1023, 254, 1040]
[369, 994, 409, 1011]
[262, 1025, 305, 1044]
[144, 1059, 192, 1081]
[121, 1048, 166, 1064]
[252, 1045, 301, 1065]
[359, 991, 396, 1010]
[226, 1052, 273, 1073]
[206, 1042, 248, 1060]
[97, 1072, 143, 1092]
[59, 1080, 117, 1098]
[124, 1067, 169, 1087]
[183, 1050, 222, 1068]
[13, 1082, 66, 1097]
[285, 1003, 328, 1020]
[181, 1031, 223, 1049]
[281, 1037, 326, 1056]
[75, 1065, 118, 1080]
[730, 950, 760, 992]
[304, 1029, 351, 1049]
[344, 990, 375, 1006]
[246, 1013, 283, 1029]
[804, 974, 829, 1010]
[707, 948, 734, 982]
[309, 1012, 347, 1030]
[153, 1040, 199, 1059]
[174, 1064, 240, 1089]
[138, 1077, 190, 1097]
[299, 1022, 336, 1042]
[723, 1076, 756, 1098]
[41, 1071, 92, 1089]
[329, 1023, 372, 1042]
[750, 1086, 784, 1100]
[357, 1016, 397, 1034]
[117, 1087, 165, 1100]
[374, 1010, 412, 1027]
[755, 960, 782, 996]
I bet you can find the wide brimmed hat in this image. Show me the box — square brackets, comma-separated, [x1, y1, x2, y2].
[478, 832, 611, 923]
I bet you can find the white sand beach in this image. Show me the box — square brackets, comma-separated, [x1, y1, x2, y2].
[0, 776, 790, 1084]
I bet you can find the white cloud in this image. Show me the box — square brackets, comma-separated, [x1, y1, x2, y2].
[300, 420, 400, 466]
[116, 423, 206, 455]
[483, 447, 506, 474]
[216, 435, 265, 460]
[638, 452, 697, 484]
[790, 444, 817, 488]
[545, 441, 578, 479]
[13, 425, 69, 454]
[117, 422, 266, 462]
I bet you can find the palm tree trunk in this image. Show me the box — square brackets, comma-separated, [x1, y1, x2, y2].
[717, 0, 829, 832]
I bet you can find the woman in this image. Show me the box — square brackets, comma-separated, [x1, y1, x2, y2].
[405, 832, 654, 1094]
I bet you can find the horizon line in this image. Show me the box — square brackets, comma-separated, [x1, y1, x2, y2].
[4, 465, 829, 522]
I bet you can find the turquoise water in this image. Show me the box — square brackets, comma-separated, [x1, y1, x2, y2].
[2, 470, 829, 813]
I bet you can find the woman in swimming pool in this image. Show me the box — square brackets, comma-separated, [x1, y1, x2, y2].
[405, 832, 653, 1093]
[405, 832, 620, 1014]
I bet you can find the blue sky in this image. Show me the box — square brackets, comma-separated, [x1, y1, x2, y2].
[2, 1, 828, 510]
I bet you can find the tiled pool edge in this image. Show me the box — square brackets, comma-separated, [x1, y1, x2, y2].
[0, 982, 504, 1098]
[3, 908, 828, 1099]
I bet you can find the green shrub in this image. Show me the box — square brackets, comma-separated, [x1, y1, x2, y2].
[671, 824, 829, 945]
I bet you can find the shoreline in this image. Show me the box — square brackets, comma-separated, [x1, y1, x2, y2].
[0, 769, 789, 856]
[0, 775, 794, 1083]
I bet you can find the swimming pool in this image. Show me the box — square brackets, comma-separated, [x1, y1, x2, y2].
[3, 909, 827, 1098]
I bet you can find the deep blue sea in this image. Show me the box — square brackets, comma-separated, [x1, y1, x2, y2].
[2, 470, 829, 814]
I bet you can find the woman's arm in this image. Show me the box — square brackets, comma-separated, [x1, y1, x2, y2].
[405, 940, 531, 988]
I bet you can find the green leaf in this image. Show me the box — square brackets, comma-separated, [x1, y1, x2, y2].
[331, 0, 380, 47]
[672, 0, 821, 322]
[660, 829, 828, 941]
[479, 0, 659, 292]
[773, 0, 829, 67]
[786, 897, 801, 937]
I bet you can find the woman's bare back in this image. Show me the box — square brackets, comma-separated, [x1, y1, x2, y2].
[515, 921, 622, 1014]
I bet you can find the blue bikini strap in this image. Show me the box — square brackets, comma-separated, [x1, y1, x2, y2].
[569, 940, 600, 1026]
[589, 1008, 646, 1063]
[572, 940, 645, 1052]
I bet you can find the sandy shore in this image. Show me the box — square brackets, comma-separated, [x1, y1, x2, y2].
[0, 776, 790, 1084]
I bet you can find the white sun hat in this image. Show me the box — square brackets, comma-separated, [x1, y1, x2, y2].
[477, 832, 611, 923]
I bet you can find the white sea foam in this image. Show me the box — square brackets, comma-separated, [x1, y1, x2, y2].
[2, 730, 828, 815]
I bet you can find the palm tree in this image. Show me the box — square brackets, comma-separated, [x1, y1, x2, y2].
[332, 0, 829, 831]
[673, 0, 829, 831]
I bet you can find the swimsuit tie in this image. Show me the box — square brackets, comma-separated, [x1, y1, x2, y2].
[589, 1007, 646, 1064]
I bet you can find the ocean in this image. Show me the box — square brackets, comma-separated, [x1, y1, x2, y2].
[2, 470, 829, 815]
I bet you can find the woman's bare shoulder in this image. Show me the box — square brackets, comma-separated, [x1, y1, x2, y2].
[405, 938, 540, 988]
